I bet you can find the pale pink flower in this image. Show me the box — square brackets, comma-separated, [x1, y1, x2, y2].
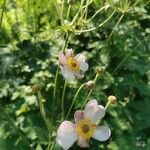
[56, 100, 111, 149]
[58, 49, 89, 80]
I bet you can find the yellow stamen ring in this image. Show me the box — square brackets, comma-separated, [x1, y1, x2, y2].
[67, 57, 80, 71]
[76, 118, 96, 139]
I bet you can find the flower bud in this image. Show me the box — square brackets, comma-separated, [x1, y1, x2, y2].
[32, 84, 42, 93]
[96, 66, 105, 75]
[86, 80, 95, 89]
[42, 99, 46, 103]
[108, 95, 117, 104]
[68, 0, 75, 5]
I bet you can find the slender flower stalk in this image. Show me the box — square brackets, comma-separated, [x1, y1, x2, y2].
[67, 5, 71, 19]
[53, 33, 70, 112]
[87, 5, 110, 23]
[81, 73, 99, 109]
[76, 9, 116, 33]
[38, 92, 55, 131]
[71, 0, 85, 25]
[66, 83, 85, 119]
[61, 80, 67, 119]
[107, 13, 125, 41]
[0, 103, 34, 150]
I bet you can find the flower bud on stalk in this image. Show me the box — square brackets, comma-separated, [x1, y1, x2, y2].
[105, 95, 117, 109]
[68, 0, 75, 5]
[96, 66, 105, 75]
[32, 84, 42, 93]
[108, 95, 117, 104]
[86, 80, 95, 90]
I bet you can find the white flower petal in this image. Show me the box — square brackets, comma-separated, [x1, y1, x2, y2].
[56, 121, 78, 150]
[58, 52, 67, 66]
[93, 126, 111, 141]
[86, 99, 98, 107]
[84, 100, 105, 123]
[60, 67, 75, 80]
[74, 110, 84, 123]
[80, 63, 89, 72]
[74, 72, 84, 79]
[77, 136, 89, 148]
[66, 49, 73, 59]
[75, 54, 86, 63]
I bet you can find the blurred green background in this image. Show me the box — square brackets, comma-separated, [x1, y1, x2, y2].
[0, 0, 150, 149]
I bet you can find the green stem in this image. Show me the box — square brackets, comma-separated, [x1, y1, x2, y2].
[87, 5, 110, 23]
[66, 83, 85, 119]
[52, 33, 69, 111]
[0, 0, 6, 28]
[61, 80, 67, 119]
[38, 92, 55, 132]
[53, 0, 63, 25]
[67, 5, 71, 20]
[81, 73, 99, 109]
[0, 103, 34, 150]
[71, 0, 85, 25]
[76, 9, 116, 33]
[107, 13, 125, 41]
[81, 0, 90, 19]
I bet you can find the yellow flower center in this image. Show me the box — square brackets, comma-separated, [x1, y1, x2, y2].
[76, 118, 96, 139]
[67, 57, 80, 71]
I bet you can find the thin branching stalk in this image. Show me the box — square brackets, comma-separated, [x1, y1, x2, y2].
[0, 0, 6, 28]
[76, 9, 116, 33]
[81, 73, 99, 109]
[61, 80, 67, 119]
[71, 0, 85, 25]
[66, 83, 85, 119]
[87, 5, 110, 23]
[53, 0, 63, 25]
[0, 103, 34, 150]
[81, 0, 93, 20]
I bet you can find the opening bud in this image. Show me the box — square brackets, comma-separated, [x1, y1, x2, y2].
[108, 95, 117, 104]
[86, 80, 95, 89]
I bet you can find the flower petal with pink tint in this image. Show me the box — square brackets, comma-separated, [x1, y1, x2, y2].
[56, 121, 78, 150]
[86, 99, 98, 107]
[84, 100, 105, 123]
[80, 63, 89, 72]
[66, 49, 73, 59]
[77, 136, 89, 148]
[74, 110, 84, 123]
[60, 66, 75, 80]
[93, 126, 111, 141]
[58, 52, 67, 66]
[75, 54, 86, 63]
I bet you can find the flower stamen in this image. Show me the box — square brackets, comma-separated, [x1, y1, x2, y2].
[76, 118, 96, 139]
[67, 57, 80, 71]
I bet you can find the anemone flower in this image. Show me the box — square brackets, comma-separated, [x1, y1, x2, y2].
[56, 99, 111, 149]
[58, 49, 89, 80]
